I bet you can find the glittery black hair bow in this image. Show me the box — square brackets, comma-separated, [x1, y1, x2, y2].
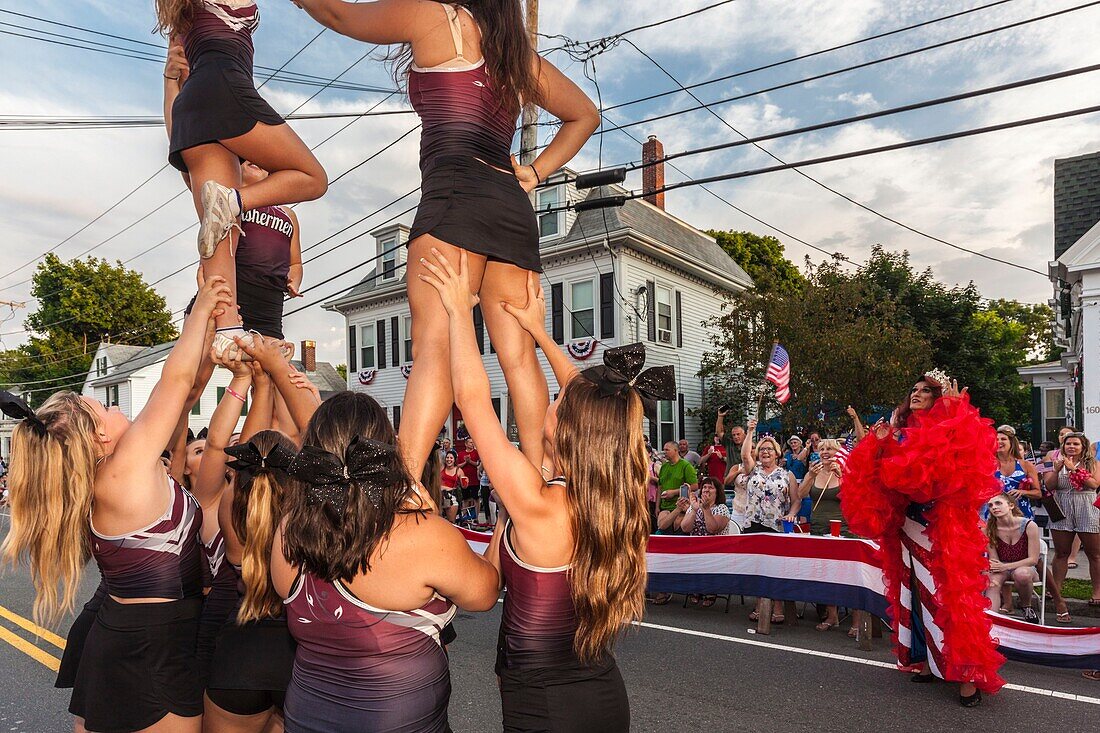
[580, 343, 676, 420]
[225, 439, 297, 487]
[0, 390, 47, 438]
[287, 436, 402, 513]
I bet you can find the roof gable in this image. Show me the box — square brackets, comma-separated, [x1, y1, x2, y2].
[1058, 217, 1100, 272]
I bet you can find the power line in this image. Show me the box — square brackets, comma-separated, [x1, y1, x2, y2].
[535, 0, 1100, 137]
[0, 23, 395, 94]
[616, 62, 1100, 173]
[0, 109, 414, 130]
[597, 0, 1020, 115]
[550, 104, 1100, 276]
[539, 0, 739, 51]
[623, 37, 1061, 277]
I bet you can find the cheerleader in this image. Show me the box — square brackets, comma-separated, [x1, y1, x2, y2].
[0, 277, 232, 733]
[293, 0, 600, 480]
[158, 0, 326, 359]
[230, 333, 498, 731]
[421, 252, 669, 732]
[842, 371, 1005, 706]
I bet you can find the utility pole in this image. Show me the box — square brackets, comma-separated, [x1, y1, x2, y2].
[520, 0, 538, 165]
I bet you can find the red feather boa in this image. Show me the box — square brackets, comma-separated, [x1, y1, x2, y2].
[842, 395, 1005, 693]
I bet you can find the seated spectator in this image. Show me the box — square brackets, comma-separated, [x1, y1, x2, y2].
[678, 438, 702, 469]
[657, 441, 698, 514]
[985, 494, 1042, 623]
[680, 478, 732, 537]
[701, 435, 727, 482]
[650, 496, 691, 606]
[680, 478, 733, 608]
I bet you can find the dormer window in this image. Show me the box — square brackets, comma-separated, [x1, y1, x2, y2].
[381, 237, 397, 281]
[537, 186, 564, 240]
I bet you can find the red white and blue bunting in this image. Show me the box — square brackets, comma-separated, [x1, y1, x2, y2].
[459, 528, 1100, 670]
[401, 364, 413, 379]
[357, 369, 376, 386]
[567, 338, 599, 360]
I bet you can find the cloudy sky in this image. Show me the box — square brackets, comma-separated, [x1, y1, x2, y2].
[1, 0, 1098, 367]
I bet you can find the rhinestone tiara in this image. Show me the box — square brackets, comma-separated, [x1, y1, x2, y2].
[923, 367, 951, 388]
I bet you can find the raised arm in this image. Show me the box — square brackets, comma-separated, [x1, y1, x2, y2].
[847, 405, 867, 441]
[240, 362, 274, 442]
[236, 335, 319, 435]
[715, 408, 727, 439]
[294, 0, 424, 44]
[419, 250, 545, 519]
[501, 272, 577, 390]
[741, 420, 757, 474]
[107, 277, 231, 479]
[193, 356, 251, 508]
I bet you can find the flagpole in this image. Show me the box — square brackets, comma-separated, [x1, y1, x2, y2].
[756, 341, 778, 422]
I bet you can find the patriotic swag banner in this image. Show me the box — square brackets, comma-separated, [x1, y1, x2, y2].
[459, 528, 1100, 670]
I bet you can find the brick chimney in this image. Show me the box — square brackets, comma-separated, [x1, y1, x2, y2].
[301, 340, 316, 372]
[642, 134, 665, 210]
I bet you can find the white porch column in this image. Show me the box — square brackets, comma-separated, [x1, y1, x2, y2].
[1079, 273, 1100, 437]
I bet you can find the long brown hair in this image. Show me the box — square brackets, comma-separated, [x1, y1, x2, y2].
[984, 494, 1024, 548]
[1, 392, 99, 626]
[554, 377, 649, 664]
[154, 0, 197, 37]
[386, 0, 541, 117]
[281, 391, 419, 582]
[1061, 432, 1096, 472]
[232, 430, 297, 624]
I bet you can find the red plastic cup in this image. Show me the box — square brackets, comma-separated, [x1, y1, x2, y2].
[829, 519, 842, 537]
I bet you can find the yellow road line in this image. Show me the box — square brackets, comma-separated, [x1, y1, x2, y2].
[0, 624, 60, 672]
[0, 604, 66, 649]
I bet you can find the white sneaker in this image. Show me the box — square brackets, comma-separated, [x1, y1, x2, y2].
[212, 329, 254, 362]
[198, 180, 242, 259]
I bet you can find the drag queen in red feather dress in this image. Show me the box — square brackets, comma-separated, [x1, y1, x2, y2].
[842, 370, 1005, 707]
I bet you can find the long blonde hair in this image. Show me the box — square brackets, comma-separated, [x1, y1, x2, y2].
[231, 430, 296, 624]
[154, 0, 197, 37]
[1, 392, 99, 627]
[554, 377, 649, 665]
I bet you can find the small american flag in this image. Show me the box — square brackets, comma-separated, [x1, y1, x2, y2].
[765, 343, 791, 404]
[835, 433, 855, 471]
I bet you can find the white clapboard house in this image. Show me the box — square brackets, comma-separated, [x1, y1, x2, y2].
[323, 136, 753, 447]
[80, 339, 345, 434]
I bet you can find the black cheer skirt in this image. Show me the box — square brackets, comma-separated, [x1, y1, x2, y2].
[499, 658, 629, 733]
[69, 596, 203, 733]
[169, 54, 284, 173]
[55, 582, 107, 689]
[409, 156, 541, 272]
[207, 615, 297, 692]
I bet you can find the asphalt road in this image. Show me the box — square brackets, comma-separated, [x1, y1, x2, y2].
[1, 517, 1098, 732]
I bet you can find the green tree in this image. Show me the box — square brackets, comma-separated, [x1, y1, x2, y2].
[986, 298, 1059, 363]
[854, 246, 1034, 430]
[698, 259, 930, 435]
[0, 255, 178, 404]
[706, 230, 805, 295]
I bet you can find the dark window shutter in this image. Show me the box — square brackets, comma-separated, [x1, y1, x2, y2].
[348, 325, 357, 372]
[390, 316, 400, 367]
[675, 290, 683, 347]
[600, 273, 614, 339]
[551, 283, 564, 344]
[646, 280, 656, 341]
[678, 392, 685, 438]
[376, 319, 386, 369]
[491, 397, 501, 420]
[648, 417, 658, 449]
[1030, 387, 1043, 441]
[473, 305, 486, 355]
[393, 405, 402, 431]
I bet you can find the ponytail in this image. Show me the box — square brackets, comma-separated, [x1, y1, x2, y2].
[1, 392, 99, 627]
[229, 430, 296, 624]
[235, 471, 282, 623]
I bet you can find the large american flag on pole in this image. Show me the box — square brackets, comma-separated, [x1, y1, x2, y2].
[765, 343, 791, 404]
